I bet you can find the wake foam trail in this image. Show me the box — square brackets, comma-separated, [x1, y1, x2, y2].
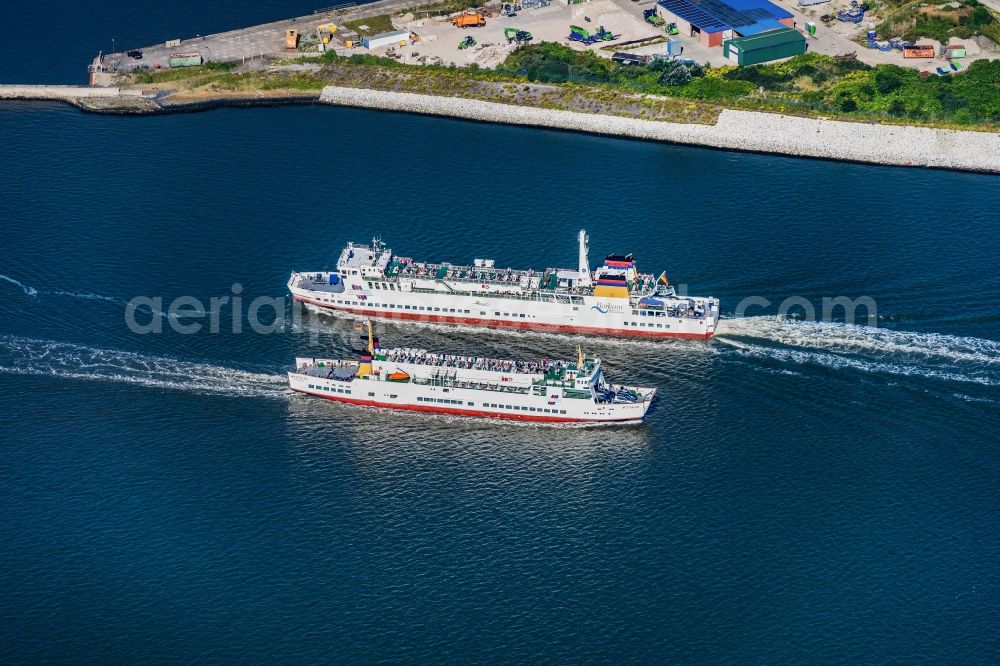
[52, 289, 127, 305]
[1, 274, 125, 305]
[0, 335, 289, 398]
[715, 316, 1000, 386]
[0, 274, 38, 297]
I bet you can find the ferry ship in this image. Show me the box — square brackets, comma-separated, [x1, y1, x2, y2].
[288, 230, 719, 339]
[288, 323, 655, 423]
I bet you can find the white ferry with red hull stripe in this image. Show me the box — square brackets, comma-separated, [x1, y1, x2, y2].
[288, 324, 654, 424]
[288, 230, 719, 339]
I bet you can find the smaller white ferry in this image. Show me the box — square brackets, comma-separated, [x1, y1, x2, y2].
[288, 323, 655, 424]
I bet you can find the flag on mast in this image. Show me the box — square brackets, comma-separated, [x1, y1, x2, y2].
[658, 272, 669, 285]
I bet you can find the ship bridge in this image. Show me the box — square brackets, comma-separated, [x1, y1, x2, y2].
[338, 238, 392, 278]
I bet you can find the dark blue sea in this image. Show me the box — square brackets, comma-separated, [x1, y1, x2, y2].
[2, 3, 999, 663]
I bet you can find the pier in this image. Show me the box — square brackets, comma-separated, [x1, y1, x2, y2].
[0, 85, 144, 101]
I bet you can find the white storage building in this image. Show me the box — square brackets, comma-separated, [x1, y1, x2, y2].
[363, 30, 411, 50]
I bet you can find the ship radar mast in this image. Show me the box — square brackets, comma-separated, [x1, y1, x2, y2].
[577, 229, 592, 288]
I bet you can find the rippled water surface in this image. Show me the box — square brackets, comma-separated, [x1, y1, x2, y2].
[2, 19, 1000, 663]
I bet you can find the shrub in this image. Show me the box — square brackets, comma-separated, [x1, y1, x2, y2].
[659, 61, 692, 86]
[873, 65, 914, 94]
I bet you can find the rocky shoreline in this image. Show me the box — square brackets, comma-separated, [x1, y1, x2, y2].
[318, 86, 1000, 174]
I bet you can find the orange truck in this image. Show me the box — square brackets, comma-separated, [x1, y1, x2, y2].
[285, 29, 299, 49]
[453, 13, 486, 28]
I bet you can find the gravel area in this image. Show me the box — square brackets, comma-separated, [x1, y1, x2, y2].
[320, 86, 1000, 173]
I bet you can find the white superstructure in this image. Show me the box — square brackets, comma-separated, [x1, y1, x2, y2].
[288, 230, 719, 339]
[288, 325, 654, 424]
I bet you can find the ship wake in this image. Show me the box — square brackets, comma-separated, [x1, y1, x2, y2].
[715, 316, 1000, 386]
[0, 335, 289, 398]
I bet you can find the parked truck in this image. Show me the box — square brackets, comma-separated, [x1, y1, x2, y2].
[453, 13, 487, 28]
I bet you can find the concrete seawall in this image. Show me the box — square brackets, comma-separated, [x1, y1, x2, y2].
[319, 86, 1000, 174]
[0, 85, 144, 100]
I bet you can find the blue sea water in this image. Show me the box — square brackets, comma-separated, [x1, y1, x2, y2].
[2, 3, 1000, 663]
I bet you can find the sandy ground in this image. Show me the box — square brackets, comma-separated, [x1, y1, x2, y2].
[368, 1, 661, 68]
[100, 0, 999, 82]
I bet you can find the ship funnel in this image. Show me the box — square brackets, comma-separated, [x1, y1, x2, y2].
[577, 229, 592, 287]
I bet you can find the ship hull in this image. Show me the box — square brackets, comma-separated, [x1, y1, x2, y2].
[291, 292, 716, 340]
[288, 371, 651, 423]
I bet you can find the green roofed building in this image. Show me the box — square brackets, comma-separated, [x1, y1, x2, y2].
[722, 27, 806, 66]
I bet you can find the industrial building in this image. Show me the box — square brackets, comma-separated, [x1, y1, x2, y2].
[655, 0, 795, 47]
[363, 29, 411, 50]
[723, 27, 806, 65]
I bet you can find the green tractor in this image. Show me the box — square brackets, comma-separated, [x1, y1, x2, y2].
[458, 35, 477, 49]
[503, 27, 533, 44]
[594, 25, 617, 41]
[666, 22, 679, 35]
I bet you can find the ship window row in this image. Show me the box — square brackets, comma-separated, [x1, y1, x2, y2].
[307, 384, 352, 395]
[625, 321, 670, 329]
[493, 312, 529, 318]
[328, 298, 473, 315]
[485, 403, 567, 415]
[632, 309, 667, 317]
[417, 397, 466, 405]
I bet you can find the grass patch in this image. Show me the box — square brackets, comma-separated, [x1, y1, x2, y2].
[408, 0, 486, 18]
[343, 14, 396, 36]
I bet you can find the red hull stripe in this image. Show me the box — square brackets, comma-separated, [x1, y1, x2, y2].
[295, 389, 640, 423]
[293, 295, 713, 340]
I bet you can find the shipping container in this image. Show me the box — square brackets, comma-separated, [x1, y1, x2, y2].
[903, 44, 934, 58]
[168, 52, 203, 68]
[944, 44, 966, 58]
[363, 30, 411, 50]
[798, 0, 830, 6]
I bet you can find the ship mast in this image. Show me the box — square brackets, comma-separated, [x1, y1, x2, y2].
[577, 229, 592, 288]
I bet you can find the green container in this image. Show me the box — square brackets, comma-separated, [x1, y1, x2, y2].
[169, 54, 204, 68]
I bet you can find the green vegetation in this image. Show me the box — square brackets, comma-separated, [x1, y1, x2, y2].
[342, 14, 396, 36]
[131, 60, 235, 84]
[498, 43, 1000, 126]
[131, 62, 324, 91]
[125, 42, 1000, 129]
[409, 0, 486, 17]
[875, 0, 1000, 45]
